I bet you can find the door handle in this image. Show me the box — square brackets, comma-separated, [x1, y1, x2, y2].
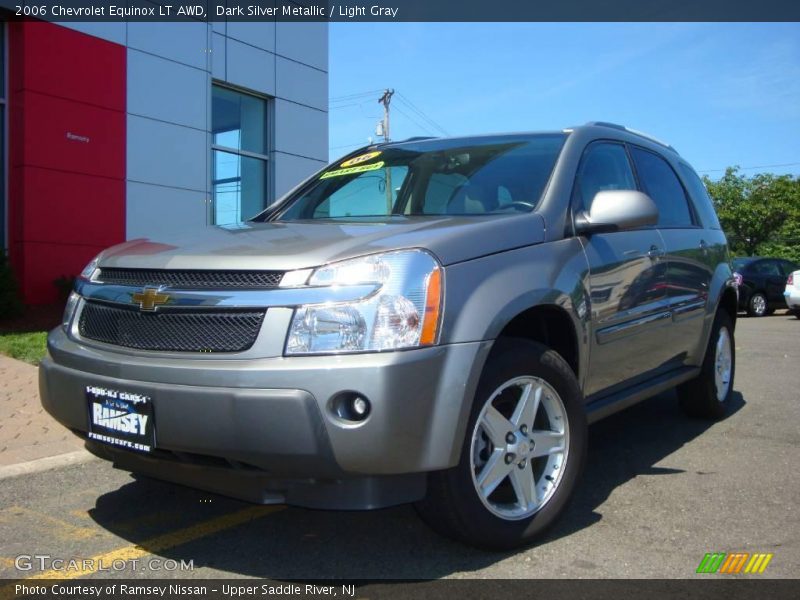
[647, 245, 665, 259]
[699, 239, 709, 255]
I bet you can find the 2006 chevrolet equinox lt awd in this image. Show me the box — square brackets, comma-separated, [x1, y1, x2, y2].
[41, 122, 738, 550]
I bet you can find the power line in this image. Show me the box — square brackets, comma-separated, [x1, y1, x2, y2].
[329, 89, 448, 151]
[395, 92, 449, 136]
[392, 104, 438, 137]
[395, 93, 447, 134]
[698, 161, 800, 174]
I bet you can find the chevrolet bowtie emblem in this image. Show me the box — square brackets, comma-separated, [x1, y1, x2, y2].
[132, 288, 170, 311]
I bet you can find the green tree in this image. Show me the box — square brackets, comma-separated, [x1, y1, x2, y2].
[703, 167, 800, 262]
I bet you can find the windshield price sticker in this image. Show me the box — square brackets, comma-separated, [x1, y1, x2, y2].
[340, 151, 382, 168]
[320, 161, 385, 179]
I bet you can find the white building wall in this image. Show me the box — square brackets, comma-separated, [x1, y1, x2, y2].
[61, 16, 329, 240]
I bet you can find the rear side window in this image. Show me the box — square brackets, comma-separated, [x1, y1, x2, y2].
[752, 260, 781, 276]
[630, 147, 694, 228]
[678, 162, 722, 230]
[573, 142, 637, 212]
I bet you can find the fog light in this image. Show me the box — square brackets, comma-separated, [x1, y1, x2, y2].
[330, 392, 371, 423]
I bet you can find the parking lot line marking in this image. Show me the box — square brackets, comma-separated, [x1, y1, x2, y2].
[23, 505, 283, 580]
[0, 506, 103, 541]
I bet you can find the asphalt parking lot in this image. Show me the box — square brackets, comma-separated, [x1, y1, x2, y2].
[1, 314, 798, 580]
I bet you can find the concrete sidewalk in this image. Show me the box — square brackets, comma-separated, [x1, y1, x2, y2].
[0, 354, 85, 468]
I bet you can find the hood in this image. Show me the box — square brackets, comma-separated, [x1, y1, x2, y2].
[99, 214, 547, 271]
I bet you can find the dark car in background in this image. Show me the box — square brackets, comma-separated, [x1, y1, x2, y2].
[733, 257, 799, 316]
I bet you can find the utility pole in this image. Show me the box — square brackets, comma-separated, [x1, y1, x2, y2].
[377, 89, 395, 213]
[378, 89, 394, 142]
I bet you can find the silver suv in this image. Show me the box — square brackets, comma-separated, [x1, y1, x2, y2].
[41, 122, 737, 550]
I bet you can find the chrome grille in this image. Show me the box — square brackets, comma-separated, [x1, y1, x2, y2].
[95, 268, 284, 289]
[78, 302, 265, 353]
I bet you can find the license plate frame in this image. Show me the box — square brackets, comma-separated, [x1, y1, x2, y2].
[86, 385, 156, 453]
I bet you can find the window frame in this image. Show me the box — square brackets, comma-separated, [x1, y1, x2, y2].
[210, 82, 271, 225]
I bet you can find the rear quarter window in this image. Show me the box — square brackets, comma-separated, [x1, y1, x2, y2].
[678, 162, 722, 230]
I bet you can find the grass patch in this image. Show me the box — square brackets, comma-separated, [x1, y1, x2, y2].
[0, 331, 48, 365]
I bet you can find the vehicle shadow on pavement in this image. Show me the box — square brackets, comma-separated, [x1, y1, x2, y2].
[543, 389, 745, 544]
[87, 389, 745, 579]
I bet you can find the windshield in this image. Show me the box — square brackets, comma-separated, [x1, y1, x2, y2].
[268, 134, 566, 221]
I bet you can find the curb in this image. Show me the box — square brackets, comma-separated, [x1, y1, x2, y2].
[0, 450, 97, 481]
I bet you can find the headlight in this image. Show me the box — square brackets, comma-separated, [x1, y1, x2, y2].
[286, 250, 443, 355]
[80, 255, 101, 281]
[62, 292, 80, 331]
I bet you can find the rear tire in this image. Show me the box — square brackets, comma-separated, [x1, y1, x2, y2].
[747, 292, 768, 317]
[678, 311, 735, 420]
[415, 340, 587, 551]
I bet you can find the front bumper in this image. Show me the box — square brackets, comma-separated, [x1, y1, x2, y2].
[40, 328, 491, 508]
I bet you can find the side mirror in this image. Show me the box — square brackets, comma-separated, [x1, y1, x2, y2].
[574, 190, 658, 235]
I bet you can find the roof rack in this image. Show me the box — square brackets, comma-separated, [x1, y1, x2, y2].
[584, 121, 677, 153]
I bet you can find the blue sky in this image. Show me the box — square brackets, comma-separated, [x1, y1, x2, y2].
[328, 23, 800, 178]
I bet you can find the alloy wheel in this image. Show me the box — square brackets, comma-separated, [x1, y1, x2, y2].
[714, 326, 733, 402]
[469, 376, 569, 520]
[752, 294, 766, 316]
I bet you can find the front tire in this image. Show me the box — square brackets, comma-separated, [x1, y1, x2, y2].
[678, 310, 735, 420]
[415, 340, 587, 551]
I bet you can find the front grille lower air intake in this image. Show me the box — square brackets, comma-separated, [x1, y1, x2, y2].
[78, 302, 265, 353]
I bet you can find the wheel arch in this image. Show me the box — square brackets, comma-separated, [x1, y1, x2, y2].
[494, 304, 581, 380]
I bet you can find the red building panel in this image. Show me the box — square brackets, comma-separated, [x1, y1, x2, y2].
[10, 21, 125, 111]
[17, 91, 125, 179]
[18, 168, 125, 247]
[8, 21, 126, 304]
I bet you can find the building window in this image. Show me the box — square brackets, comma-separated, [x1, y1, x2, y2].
[211, 85, 269, 225]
